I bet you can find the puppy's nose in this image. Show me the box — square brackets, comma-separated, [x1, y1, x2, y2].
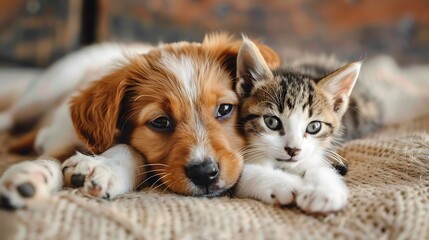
[285, 147, 301, 157]
[0, 195, 16, 210]
[185, 159, 219, 187]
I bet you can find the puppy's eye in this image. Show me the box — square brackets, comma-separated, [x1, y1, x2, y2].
[306, 121, 322, 134]
[216, 104, 234, 119]
[149, 116, 174, 132]
[264, 116, 282, 130]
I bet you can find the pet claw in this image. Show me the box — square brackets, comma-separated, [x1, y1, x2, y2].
[61, 166, 70, 175]
[103, 193, 110, 200]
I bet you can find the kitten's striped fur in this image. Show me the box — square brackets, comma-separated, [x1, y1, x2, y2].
[282, 55, 383, 141]
[234, 37, 363, 213]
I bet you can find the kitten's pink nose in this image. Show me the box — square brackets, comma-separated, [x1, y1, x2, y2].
[285, 147, 301, 157]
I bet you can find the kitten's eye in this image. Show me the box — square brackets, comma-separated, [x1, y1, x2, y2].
[216, 104, 234, 119]
[149, 116, 174, 132]
[264, 116, 282, 130]
[306, 121, 322, 134]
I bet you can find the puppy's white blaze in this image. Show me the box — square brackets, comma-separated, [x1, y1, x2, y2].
[160, 52, 212, 163]
[160, 52, 197, 101]
[189, 112, 211, 163]
[191, 144, 207, 163]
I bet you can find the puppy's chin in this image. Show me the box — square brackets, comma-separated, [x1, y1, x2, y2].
[193, 188, 229, 198]
[170, 181, 231, 197]
[156, 165, 239, 196]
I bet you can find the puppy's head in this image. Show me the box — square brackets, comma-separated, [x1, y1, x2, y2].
[70, 33, 280, 196]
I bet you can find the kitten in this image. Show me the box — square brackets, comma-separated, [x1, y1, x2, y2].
[234, 38, 364, 213]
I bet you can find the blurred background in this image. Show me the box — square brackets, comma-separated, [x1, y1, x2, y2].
[0, 0, 428, 68]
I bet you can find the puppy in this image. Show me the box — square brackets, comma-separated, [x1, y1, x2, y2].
[0, 33, 280, 210]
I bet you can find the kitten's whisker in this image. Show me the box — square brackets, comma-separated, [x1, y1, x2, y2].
[323, 150, 346, 165]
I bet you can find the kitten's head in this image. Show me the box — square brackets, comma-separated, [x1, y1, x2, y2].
[236, 37, 360, 167]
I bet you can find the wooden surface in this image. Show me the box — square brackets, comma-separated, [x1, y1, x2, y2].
[97, 0, 429, 64]
[0, 0, 82, 67]
[1, 0, 428, 67]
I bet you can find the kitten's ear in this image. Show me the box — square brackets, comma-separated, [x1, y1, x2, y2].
[319, 62, 361, 114]
[236, 36, 274, 98]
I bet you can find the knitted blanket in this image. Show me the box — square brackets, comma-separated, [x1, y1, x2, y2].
[0, 114, 428, 240]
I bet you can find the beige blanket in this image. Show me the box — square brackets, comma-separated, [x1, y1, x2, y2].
[0, 114, 428, 239]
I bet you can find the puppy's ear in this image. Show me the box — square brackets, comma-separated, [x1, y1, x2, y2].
[236, 36, 274, 98]
[70, 68, 128, 154]
[203, 32, 280, 87]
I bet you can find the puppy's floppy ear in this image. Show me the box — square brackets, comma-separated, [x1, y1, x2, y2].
[236, 36, 274, 98]
[318, 62, 361, 116]
[203, 32, 280, 87]
[70, 68, 128, 154]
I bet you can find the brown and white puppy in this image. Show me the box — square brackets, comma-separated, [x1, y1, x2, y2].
[0, 33, 279, 210]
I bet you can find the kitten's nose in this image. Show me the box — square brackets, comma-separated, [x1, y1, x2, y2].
[285, 147, 301, 157]
[185, 158, 219, 187]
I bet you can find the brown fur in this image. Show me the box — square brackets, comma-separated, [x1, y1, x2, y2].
[7, 128, 39, 155]
[69, 33, 280, 195]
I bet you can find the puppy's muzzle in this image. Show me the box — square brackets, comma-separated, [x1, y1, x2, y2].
[185, 158, 219, 187]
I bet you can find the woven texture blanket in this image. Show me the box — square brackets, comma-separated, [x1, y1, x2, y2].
[0, 114, 428, 239]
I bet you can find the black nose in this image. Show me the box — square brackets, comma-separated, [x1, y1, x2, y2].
[285, 147, 301, 157]
[0, 195, 16, 211]
[185, 159, 219, 187]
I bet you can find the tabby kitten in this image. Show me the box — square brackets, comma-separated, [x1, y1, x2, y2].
[234, 38, 362, 213]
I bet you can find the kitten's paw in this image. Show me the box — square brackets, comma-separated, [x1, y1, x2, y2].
[62, 153, 117, 199]
[265, 183, 296, 206]
[0, 160, 62, 210]
[296, 186, 348, 213]
[259, 174, 303, 206]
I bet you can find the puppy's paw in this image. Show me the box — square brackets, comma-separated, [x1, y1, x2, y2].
[0, 160, 62, 210]
[62, 153, 117, 199]
[296, 185, 348, 213]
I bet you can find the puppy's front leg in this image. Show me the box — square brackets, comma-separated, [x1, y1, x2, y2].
[0, 159, 62, 210]
[62, 144, 145, 199]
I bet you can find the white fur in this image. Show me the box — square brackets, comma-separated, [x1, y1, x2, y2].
[296, 165, 348, 212]
[246, 108, 322, 174]
[160, 53, 213, 166]
[4, 42, 154, 145]
[0, 112, 12, 132]
[62, 144, 145, 198]
[160, 53, 197, 101]
[235, 164, 303, 205]
[0, 43, 153, 130]
[34, 102, 82, 156]
[238, 114, 348, 213]
[0, 145, 144, 209]
[0, 159, 62, 209]
[245, 108, 348, 213]
[235, 38, 348, 213]
[0, 43, 154, 209]
[359, 56, 429, 124]
[238, 151, 348, 213]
